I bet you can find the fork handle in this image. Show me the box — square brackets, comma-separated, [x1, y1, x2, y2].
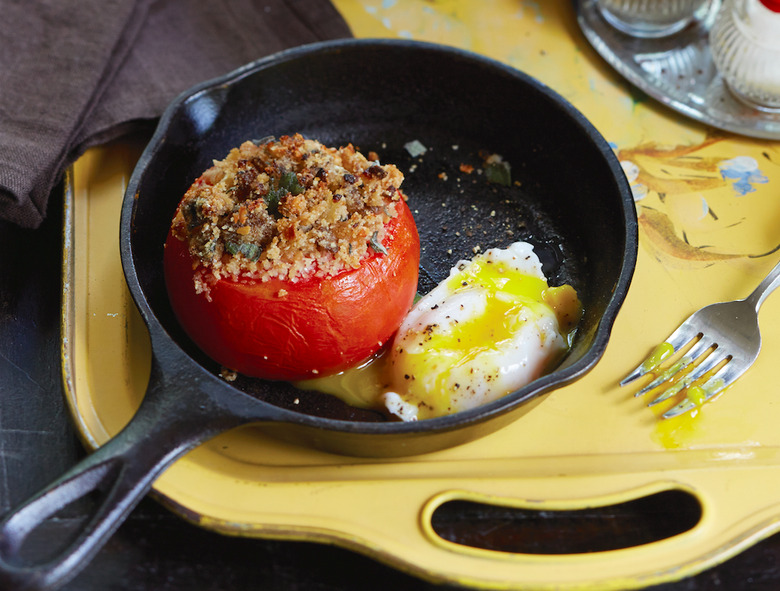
[746, 258, 780, 311]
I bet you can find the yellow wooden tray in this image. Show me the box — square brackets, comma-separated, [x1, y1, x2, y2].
[60, 1, 780, 589]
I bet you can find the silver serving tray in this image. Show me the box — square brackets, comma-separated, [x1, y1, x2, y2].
[577, 0, 780, 140]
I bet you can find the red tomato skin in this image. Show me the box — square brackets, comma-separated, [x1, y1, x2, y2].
[164, 199, 420, 381]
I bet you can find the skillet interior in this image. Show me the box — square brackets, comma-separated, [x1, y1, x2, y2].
[124, 39, 636, 451]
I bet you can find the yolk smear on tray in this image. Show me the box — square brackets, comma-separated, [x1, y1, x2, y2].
[650, 378, 730, 448]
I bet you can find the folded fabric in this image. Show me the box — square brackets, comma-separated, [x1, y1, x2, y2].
[0, 0, 352, 228]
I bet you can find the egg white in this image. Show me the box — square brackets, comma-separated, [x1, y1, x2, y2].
[383, 241, 571, 421]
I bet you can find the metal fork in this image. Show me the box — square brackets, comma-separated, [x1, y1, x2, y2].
[621, 259, 780, 418]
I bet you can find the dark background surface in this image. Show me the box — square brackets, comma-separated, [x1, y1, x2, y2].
[2, 185, 779, 590]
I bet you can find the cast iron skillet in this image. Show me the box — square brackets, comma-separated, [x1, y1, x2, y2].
[0, 39, 637, 591]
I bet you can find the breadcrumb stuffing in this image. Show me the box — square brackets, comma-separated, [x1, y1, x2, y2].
[220, 367, 238, 381]
[170, 134, 405, 290]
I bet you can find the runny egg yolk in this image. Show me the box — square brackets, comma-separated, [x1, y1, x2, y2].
[443, 259, 552, 345]
[296, 241, 582, 421]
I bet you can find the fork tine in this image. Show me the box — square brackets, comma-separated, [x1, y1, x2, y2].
[620, 343, 672, 386]
[647, 364, 718, 406]
[672, 347, 725, 385]
[647, 340, 722, 406]
[666, 322, 701, 351]
[647, 377, 690, 406]
[620, 324, 699, 386]
[634, 335, 710, 396]
[632, 334, 710, 398]
[635, 356, 693, 396]
[661, 397, 697, 418]
[646, 365, 712, 407]
[620, 366, 650, 387]
[662, 359, 746, 418]
[620, 358, 661, 387]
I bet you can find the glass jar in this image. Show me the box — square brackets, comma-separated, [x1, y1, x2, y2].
[596, 0, 713, 37]
[709, 0, 780, 111]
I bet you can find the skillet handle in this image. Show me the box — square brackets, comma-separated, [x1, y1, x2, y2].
[0, 359, 246, 591]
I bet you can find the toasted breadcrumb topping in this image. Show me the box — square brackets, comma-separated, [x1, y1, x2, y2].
[170, 134, 405, 292]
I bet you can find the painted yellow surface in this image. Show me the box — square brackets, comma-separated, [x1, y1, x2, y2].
[63, 1, 780, 589]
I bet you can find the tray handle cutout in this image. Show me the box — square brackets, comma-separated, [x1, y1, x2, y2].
[429, 489, 701, 554]
[385, 482, 727, 589]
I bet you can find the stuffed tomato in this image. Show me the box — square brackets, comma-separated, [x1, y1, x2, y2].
[164, 134, 420, 381]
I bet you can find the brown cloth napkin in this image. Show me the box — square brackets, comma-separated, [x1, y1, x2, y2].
[0, 0, 352, 228]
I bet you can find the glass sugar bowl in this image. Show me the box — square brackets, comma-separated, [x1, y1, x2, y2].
[596, 0, 713, 38]
[710, 0, 780, 111]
